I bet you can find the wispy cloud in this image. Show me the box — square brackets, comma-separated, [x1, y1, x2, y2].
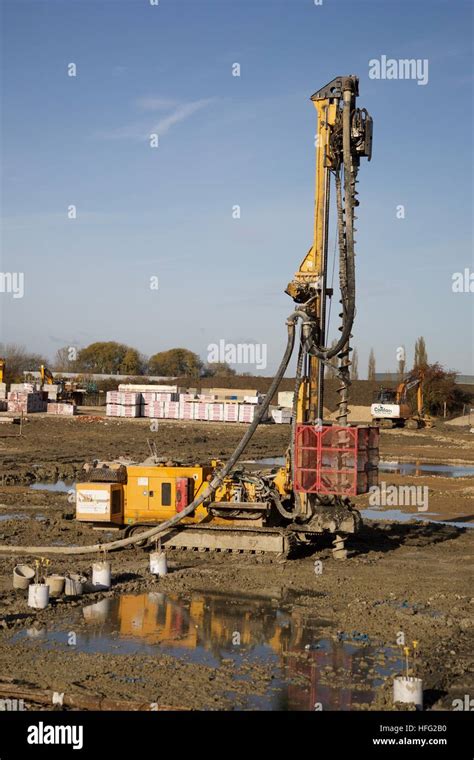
[151, 99, 214, 135]
[135, 96, 179, 111]
[97, 97, 215, 141]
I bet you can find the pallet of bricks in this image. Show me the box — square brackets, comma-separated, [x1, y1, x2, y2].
[180, 392, 265, 423]
[104, 384, 268, 423]
[47, 403, 76, 416]
[7, 387, 47, 414]
[141, 390, 180, 420]
[106, 391, 142, 418]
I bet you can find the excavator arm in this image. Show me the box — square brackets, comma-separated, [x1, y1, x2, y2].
[40, 365, 54, 385]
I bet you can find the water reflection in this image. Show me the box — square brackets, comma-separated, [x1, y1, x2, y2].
[75, 591, 399, 710]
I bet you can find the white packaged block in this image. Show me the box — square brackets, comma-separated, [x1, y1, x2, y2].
[194, 402, 209, 421]
[106, 391, 142, 406]
[239, 404, 257, 423]
[207, 403, 224, 421]
[164, 401, 180, 419]
[106, 403, 141, 417]
[277, 391, 294, 408]
[119, 383, 178, 393]
[223, 403, 239, 422]
[143, 402, 165, 418]
[179, 401, 196, 420]
[271, 409, 292, 424]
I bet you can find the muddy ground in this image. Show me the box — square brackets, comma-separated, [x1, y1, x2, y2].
[0, 414, 473, 711]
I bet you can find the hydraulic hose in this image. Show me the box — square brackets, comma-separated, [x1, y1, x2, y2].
[271, 487, 300, 521]
[300, 86, 357, 363]
[0, 318, 297, 557]
[290, 339, 305, 483]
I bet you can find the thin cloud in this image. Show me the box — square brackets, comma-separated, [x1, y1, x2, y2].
[98, 98, 215, 141]
[152, 99, 214, 136]
[135, 96, 180, 111]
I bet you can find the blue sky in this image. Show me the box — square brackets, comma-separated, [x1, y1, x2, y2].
[1, 0, 473, 377]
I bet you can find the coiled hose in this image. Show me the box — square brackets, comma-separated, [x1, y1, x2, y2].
[0, 317, 298, 557]
[301, 89, 357, 364]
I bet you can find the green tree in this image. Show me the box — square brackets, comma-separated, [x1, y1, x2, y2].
[148, 348, 203, 377]
[417, 363, 468, 415]
[414, 337, 428, 368]
[76, 342, 142, 375]
[202, 362, 236, 378]
[367, 348, 376, 381]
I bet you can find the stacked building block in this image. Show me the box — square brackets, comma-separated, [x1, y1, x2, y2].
[194, 402, 209, 421]
[141, 391, 174, 404]
[102, 385, 271, 424]
[0, 383, 7, 400]
[47, 403, 77, 416]
[142, 402, 165, 418]
[164, 401, 180, 419]
[106, 391, 141, 405]
[272, 408, 292, 424]
[7, 391, 47, 414]
[106, 391, 141, 418]
[277, 391, 294, 408]
[223, 403, 239, 422]
[207, 403, 224, 422]
[238, 404, 258, 423]
[180, 402, 196, 420]
[106, 404, 141, 418]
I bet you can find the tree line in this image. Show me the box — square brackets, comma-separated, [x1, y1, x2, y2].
[0, 337, 469, 415]
[0, 342, 236, 382]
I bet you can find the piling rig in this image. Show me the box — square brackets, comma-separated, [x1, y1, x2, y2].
[72, 76, 377, 560]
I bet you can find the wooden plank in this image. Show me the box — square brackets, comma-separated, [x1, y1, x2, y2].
[0, 681, 189, 711]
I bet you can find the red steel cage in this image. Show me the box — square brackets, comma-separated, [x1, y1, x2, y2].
[294, 424, 379, 496]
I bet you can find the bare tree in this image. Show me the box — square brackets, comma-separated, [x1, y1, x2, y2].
[54, 346, 79, 372]
[367, 348, 376, 381]
[325, 339, 339, 379]
[398, 354, 406, 380]
[0, 343, 48, 383]
[350, 347, 359, 380]
[414, 337, 428, 368]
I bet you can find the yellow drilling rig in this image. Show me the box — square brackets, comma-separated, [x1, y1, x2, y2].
[76, 75, 377, 560]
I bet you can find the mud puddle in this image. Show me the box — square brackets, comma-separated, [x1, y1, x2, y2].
[13, 590, 402, 710]
[379, 462, 474, 478]
[0, 512, 47, 522]
[30, 481, 73, 492]
[362, 508, 474, 529]
[246, 458, 474, 478]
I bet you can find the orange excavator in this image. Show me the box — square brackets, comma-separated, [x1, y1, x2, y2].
[371, 368, 432, 428]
